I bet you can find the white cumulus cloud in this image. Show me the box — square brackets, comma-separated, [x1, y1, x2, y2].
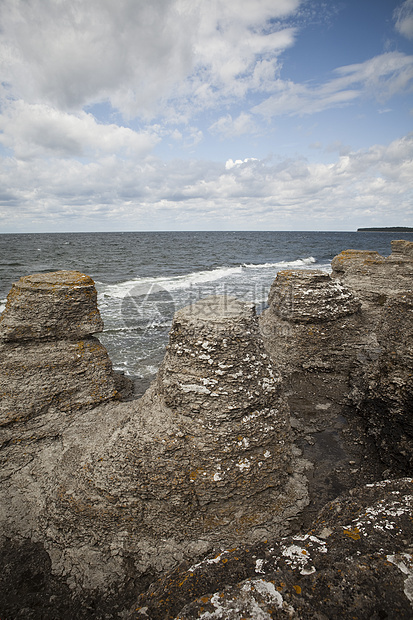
[0, 0, 300, 119]
[0, 101, 159, 159]
[1, 134, 411, 231]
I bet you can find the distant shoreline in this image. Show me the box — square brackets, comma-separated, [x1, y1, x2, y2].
[357, 227, 413, 232]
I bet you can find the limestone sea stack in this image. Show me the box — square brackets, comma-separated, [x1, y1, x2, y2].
[259, 248, 413, 516]
[259, 269, 362, 420]
[154, 296, 308, 534]
[0, 271, 123, 428]
[1, 244, 413, 619]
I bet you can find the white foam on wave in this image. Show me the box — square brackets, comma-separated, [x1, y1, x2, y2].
[96, 256, 321, 300]
[96, 265, 244, 299]
[242, 256, 317, 270]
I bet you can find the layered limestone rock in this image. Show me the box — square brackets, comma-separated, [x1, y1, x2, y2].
[260, 269, 362, 374]
[43, 297, 307, 588]
[0, 271, 125, 428]
[266, 269, 360, 324]
[259, 242, 413, 523]
[331, 240, 413, 308]
[1, 242, 413, 618]
[332, 241, 413, 473]
[0, 286, 307, 606]
[153, 296, 306, 524]
[0, 271, 103, 341]
[353, 291, 413, 472]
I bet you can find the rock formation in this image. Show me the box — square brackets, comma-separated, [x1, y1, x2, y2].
[0, 241, 413, 619]
[133, 477, 413, 619]
[153, 296, 307, 538]
[258, 241, 413, 521]
[0, 281, 307, 616]
[0, 271, 130, 429]
[331, 240, 413, 473]
[259, 269, 378, 519]
[331, 239, 413, 306]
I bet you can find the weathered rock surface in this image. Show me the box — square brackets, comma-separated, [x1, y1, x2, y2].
[330, 241, 413, 474]
[260, 269, 362, 375]
[0, 271, 103, 341]
[0, 284, 307, 616]
[266, 269, 361, 324]
[1, 239, 413, 619]
[259, 269, 379, 522]
[349, 291, 413, 473]
[0, 271, 130, 429]
[331, 240, 413, 308]
[154, 296, 306, 526]
[259, 241, 413, 523]
[132, 478, 412, 620]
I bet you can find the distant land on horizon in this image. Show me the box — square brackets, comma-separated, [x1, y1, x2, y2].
[357, 227, 413, 232]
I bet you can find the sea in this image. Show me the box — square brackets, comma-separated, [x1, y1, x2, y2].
[1, 231, 412, 387]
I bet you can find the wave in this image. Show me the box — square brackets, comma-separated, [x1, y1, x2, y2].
[101, 320, 172, 335]
[96, 256, 319, 300]
[242, 256, 316, 269]
[96, 265, 244, 299]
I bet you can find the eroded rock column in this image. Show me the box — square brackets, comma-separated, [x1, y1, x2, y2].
[0, 271, 122, 428]
[259, 269, 367, 516]
[259, 269, 361, 383]
[85, 296, 307, 555]
[156, 296, 303, 523]
[0, 284, 308, 599]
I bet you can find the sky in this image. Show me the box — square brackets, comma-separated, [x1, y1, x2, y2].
[0, 0, 412, 233]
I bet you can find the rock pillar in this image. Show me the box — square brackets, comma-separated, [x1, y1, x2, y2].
[259, 269, 365, 515]
[155, 296, 302, 523]
[259, 269, 361, 378]
[0, 271, 122, 428]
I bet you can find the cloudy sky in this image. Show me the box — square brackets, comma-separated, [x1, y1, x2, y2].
[0, 0, 412, 232]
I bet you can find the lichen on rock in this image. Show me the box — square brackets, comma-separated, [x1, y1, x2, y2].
[0, 270, 126, 428]
[0, 270, 103, 341]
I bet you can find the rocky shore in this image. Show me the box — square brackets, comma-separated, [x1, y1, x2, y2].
[0, 241, 412, 619]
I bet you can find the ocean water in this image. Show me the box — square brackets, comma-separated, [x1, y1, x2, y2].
[1, 231, 412, 383]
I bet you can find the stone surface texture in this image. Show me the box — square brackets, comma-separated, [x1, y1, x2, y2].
[132, 478, 413, 620]
[0, 271, 126, 428]
[329, 241, 413, 472]
[0, 271, 103, 341]
[259, 241, 413, 523]
[1, 241, 413, 619]
[0, 286, 307, 615]
[259, 269, 373, 521]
